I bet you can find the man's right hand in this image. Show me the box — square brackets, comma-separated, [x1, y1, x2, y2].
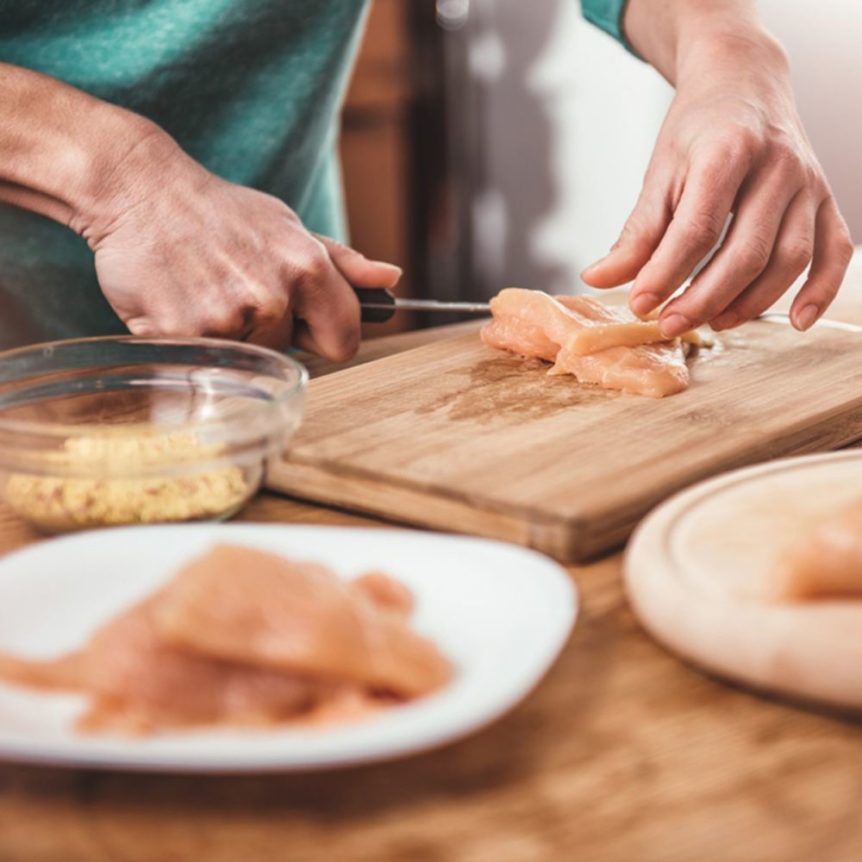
[75, 129, 400, 361]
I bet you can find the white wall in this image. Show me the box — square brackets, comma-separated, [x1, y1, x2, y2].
[468, 0, 860, 297]
[759, 0, 862, 239]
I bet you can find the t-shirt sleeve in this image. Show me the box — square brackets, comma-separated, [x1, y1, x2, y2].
[580, 0, 640, 56]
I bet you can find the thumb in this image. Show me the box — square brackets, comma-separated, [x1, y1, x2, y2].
[581, 187, 670, 289]
[315, 234, 403, 289]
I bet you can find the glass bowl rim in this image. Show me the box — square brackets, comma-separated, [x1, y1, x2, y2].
[0, 334, 309, 441]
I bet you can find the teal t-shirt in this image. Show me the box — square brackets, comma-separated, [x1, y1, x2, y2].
[0, 0, 626, 347]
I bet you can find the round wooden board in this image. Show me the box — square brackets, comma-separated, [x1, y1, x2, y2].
[624, 451, 862, 713]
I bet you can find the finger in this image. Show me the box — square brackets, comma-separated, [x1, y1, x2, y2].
[290, 238, 361, 362]
[628, 147, 752, 317]
[126, 316, 156, 337]
[247, 310, 294, 351]
[658, 165, 801, 337]
[314, 234, 403, 289]
[581, 179, 672, 289]
[710, 191, 815, 330]
[291, 320, 325, 357]
[789, 197, 854, 330]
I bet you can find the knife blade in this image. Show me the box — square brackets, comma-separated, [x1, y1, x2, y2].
[355, 287, 862, 333]
[355, 287, 489, 323]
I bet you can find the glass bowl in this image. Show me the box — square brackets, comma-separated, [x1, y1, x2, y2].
[0, 336, 307, 533]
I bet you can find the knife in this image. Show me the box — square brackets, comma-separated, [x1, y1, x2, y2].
[355, 287, 489, 323]
[356, 287, 862, 333]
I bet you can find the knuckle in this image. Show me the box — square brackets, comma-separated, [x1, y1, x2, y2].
[152, 318, 191, 338]
[715, 127, 760, 165]
[246, 291, 288, 326]
[733, 126, 762, 154]
[778, 238, 814, 272]
[804, 163, 826, 191]
[834, 231, 855, 265]
[680, 210, 725, 249]
[737, 237, 772, 276]
[200, 305, 242, 335]
[620, 210, 662, 250]
[331, 314, 362, 362]
[769, 137, 801, 170]
[327, 330, 360, 363]
[684, 294, 723, 323]
[294, 246, 332, 288]
[126, 317, 153, 337]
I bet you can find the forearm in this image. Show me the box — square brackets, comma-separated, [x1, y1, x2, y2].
[623, 0, 785, 85]
[0, 63, 166, 237]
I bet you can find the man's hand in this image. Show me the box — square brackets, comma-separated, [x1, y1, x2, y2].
[81, 134, 400, 361]
[581, 1, 853, 336]
[0, 63, 400, 361]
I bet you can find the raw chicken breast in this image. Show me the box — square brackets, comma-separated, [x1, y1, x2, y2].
[0, 544, 451, 734]
[481, 289, 589, 361]
[552, 340, 690, 399]
[353, 571, 415, 617]
[480, 288, 692, 398]
[769, 500, 862, 600]
[80, 600, 322, 732]
[565, 319, 712, 356]
[154, 544, 452, 698]
[0, 599, 318, 733]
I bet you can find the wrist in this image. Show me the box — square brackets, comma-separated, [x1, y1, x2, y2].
[69, 110, 187, 248]
[624, 0, 788, 87]
[674, 24, 790, 88]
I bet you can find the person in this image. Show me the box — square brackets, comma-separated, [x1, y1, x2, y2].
[0, 0, 852, 357]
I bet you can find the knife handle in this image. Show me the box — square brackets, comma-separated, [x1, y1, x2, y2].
[354, 286, 397, 323]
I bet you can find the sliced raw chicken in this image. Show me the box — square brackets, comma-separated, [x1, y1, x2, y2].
[565, 319, 712, 356]
[481, 289, 589, 361]
[353, 570, 415, 617]
[154, 544, 451, 698]
[84, 600, 326, 732]
[0, 599, 319, 733]
[551, 340, 690, 399]
[0, 651, 83, 692]
[769, 500, 862, 601]
[0, 544, 451, 734]
[480, 288, 694, 398]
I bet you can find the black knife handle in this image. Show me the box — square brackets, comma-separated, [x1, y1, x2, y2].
[354, 286, 397, 323]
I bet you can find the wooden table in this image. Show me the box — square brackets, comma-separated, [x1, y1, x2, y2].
[3, 265, 862, 862]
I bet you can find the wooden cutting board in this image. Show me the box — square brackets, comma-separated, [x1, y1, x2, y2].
[267, 318, 862, 561]
[624, 451, 862, 713]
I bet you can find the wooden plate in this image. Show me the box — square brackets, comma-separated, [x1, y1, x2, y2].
[624, 451, 862, 713]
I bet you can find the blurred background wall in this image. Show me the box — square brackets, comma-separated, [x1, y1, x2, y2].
[340, 0, 861, 324]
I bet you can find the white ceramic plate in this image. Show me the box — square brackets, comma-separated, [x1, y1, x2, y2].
[0, 524, 576, 773]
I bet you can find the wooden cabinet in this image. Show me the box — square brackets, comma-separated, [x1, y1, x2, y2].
[340, 0, 447, 333]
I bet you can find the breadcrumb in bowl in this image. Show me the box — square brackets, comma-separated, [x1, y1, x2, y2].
[0, 337, 306, 532]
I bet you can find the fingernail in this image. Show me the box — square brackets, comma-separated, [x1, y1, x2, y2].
[581, 258, 607, 278]
[660, 313, 694, 338]
[795, 303, 820, 331]
[583, 243, 624, 273]
[372, 262, 403, 288]
[631, 292, 660, 316]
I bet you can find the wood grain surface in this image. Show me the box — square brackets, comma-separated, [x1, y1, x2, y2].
[270, 314, 862, 562]
[2, 261, 862, 861]
[625, 450, 862, 713]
